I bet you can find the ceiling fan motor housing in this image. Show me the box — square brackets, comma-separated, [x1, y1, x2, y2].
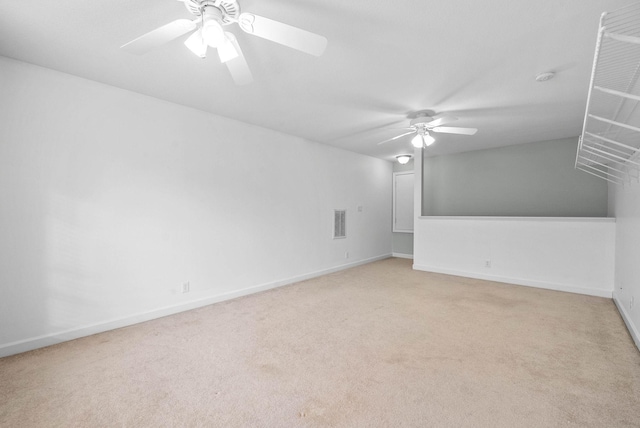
[409, 115, 435, 127]
[183, 0, 240, 24]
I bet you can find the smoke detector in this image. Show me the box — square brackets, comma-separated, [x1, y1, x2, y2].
[535, 72, 555, 82]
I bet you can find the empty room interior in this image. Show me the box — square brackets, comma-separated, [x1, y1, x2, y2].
[1, 0, 640, 426]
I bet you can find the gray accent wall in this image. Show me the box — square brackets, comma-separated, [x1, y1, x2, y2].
[422, 138, 608, 217]
[392, 232, 414, 255]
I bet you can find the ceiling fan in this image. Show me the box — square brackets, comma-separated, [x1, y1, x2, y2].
[121, 0, 328, 85]
[378, 111, 478, 148]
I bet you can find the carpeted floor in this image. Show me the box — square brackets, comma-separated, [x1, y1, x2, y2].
[1, 257, 639, 427]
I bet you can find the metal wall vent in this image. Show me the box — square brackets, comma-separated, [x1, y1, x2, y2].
[334, 210, 346, 239]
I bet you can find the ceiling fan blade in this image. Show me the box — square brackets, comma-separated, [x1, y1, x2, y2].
[377, 130, 415, 145]
[426, 114, 458, 127]
[121, 19, 197, 55]
[431, 126, 478, 135]
[238, 13, 327, 56]
[224, 34, 253, 85]
[218, 33, 239, 63]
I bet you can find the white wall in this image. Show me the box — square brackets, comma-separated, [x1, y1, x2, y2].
[415, 138, 614, 299]
[609, 181, 640, 348]
[0, 57, 392, 356]
[414, 217, 615, 298]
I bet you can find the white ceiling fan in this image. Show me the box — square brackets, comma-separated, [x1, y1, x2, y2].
[378, 111, 478, 148]
[121, 0, 328, 85]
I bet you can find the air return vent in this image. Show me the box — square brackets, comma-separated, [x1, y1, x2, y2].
[334, 210, 346, 239]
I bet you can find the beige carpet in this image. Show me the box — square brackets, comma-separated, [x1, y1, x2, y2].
[1, 258, 639, 427]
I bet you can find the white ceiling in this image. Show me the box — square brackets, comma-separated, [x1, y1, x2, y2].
[0, 0, 635, 161]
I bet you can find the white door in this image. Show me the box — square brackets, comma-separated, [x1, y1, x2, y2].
[393, 172, 414, 232]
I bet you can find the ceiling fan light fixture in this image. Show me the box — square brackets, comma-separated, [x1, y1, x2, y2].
[396, 154, 412, 164]
[423, 133, 435, 146]
[202, 7, 226, 47]
[184, 29, 207, 58]
[411, 131, 435, 148]
[411, 134, 424, 148]
[203, 20, 226, 47]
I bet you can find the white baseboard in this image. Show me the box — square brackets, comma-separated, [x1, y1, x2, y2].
[412, 264, 613, 298]
[392, 252, 413, 259]
[0, 254, 392, 358]
[613, 292, 640, 352]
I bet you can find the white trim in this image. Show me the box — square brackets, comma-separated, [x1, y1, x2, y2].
[0, 254, 392, 358]
[392, 252, 413, 259]
[418, 216, 615, 223]
[412, 264, 613, 298]
[613, 292, 640, 352]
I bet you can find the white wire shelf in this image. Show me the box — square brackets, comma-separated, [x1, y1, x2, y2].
[576, 2, 640, 185]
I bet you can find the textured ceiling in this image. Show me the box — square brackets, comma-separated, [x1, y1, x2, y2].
[0, 0, 635, 161]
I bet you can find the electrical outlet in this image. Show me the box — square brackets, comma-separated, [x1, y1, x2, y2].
[485, 260, 491, 268]
[631, 296, 635, 310]
[345, 251, 349, 259]
[182, 282, 190, 293]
